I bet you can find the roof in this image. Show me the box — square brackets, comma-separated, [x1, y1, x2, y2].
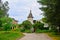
[28, 10, 33, 18]
[12, 18, 18, 22]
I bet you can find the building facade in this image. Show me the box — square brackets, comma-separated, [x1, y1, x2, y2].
[12, 18, 18, 30]
[27, 10, 34, 24]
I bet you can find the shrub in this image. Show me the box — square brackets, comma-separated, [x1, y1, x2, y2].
[35, 29, 50, 33]
[24, 30, 32, 33]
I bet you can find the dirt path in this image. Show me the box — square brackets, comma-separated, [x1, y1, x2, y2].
[19, 33, 52, 40]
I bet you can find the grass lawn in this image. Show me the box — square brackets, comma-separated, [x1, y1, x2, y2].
[47, 32, 60, 40]
[0, 31, 24, 40]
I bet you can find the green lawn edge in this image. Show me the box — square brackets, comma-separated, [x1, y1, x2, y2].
[47, 32, 60, 40]
[0, 31, 24, 40]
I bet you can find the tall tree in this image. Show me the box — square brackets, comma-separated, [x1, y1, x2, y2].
[0, 0, 10, 30]
[33, 21, 44, 30]
[1, 17, 13, 30]
[0, 0, 9, 17]
[38, 0, 60, 32]
[42, 18, 48, 23]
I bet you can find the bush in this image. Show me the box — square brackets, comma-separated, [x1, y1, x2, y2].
[22, 20, 32, 30]
[33, 21, 44, 30]
[35, 29, 50, 33]
[20, 28, 25, 32]
[24, 30, 32, 33]
[3, 23, 12, 31]
[20, 29, 32, 33]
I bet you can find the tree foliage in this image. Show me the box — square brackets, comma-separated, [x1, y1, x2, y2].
[33, 21, 44, 30]
[42, 18, 47, 23]
[0, 1, 9, 17]
[38, 0, 60, 32]
[0, 17, 13, 30]
[22, 20, 32, 30]
[0, 1, 13, 31]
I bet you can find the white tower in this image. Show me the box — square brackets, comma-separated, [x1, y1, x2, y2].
[27, 10, 33, 24]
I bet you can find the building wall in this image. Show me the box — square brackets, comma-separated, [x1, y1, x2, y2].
[12, 20, 18, 30]
[28, 18, 33, 24]
[12, 20, 17, 24]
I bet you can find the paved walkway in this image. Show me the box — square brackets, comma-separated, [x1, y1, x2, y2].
[19, 33, 52, 40]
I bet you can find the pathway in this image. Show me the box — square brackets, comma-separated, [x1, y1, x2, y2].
[19, 33, 52, 40]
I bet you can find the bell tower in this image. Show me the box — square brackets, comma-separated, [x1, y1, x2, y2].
[27, 10, 33, 24]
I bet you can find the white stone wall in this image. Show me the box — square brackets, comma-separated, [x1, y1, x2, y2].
[28, 18, 33, 24]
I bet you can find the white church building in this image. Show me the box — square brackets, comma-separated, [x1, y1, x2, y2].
[27, 10, 34, 24]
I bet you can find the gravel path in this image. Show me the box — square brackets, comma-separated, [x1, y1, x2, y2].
[19, 33, 52, 40]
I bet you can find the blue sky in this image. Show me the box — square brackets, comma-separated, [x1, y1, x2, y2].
[3, 0, 43, 23]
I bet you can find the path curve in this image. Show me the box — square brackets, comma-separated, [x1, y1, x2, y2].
[19, 33, 52, 40]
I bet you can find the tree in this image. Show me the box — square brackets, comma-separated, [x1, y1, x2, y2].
[0, 10, 5, 17]
[38, 0, 60, 32]
[42, 18, 48, 23]
[0, 20, 2, 27]
[33, 21, 44, 30]
[0, 0, 9, 30]
[22, 20, 32, 30]
[0, 1, 9, 17]
[0, 17, 13, 31]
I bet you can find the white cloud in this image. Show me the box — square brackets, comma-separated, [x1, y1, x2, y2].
[2, 0, 43, 23]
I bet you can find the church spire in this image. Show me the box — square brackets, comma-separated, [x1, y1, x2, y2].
[28, 10, 33, 18]
[30, 10, 32, 14]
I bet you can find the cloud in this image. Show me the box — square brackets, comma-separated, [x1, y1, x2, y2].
[2, 0, 43, 23]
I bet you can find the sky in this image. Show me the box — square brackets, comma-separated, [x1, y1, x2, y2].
[2, 0, 43, 23]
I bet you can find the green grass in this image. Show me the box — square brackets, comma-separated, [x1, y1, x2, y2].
[47, 32, 60, 40]
[0, 31, 24, 40]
